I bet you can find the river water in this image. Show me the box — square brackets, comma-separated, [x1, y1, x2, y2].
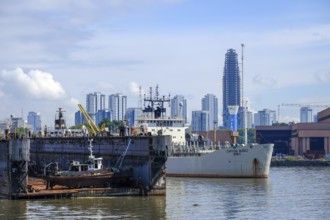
[1, 167, 330, 219]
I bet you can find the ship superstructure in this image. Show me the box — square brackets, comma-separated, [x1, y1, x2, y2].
[137, 86, 189, 145]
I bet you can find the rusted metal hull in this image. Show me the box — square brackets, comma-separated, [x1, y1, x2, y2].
[166, 144, 274, 178]
[43, 172, 133, 189]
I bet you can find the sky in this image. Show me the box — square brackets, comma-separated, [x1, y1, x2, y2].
[0, 0, 330, 127]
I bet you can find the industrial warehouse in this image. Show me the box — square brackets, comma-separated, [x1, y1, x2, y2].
[256, 107, 330, 158]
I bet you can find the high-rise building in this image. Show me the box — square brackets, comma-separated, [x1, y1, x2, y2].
[300, 107, 313, 123]
[86, 92, 106, 123]
[222, 49, 241, 129]
[171, 95, 187, 123]
[125, 108, 143, 127]
[96, 109, 112, 126]
[191, 110, 209, 132]
[86, 93, 96, 114]
[75, 111, 83, 126]
[237, 107, 253, 129]
[201, 94, 218, 130]
[254, 109, 277, 126]
[27, 111, 41, 132]
[109, 93, 127, 121]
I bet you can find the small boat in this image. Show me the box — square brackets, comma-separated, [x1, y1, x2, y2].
[43, 139, 133, 189]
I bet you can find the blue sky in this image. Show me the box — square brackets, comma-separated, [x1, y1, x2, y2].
[0, 0, 329, 127]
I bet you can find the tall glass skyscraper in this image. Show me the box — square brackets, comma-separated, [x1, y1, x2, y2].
[222, 49, 241, 129]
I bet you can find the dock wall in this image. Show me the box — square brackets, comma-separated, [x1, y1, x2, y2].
[0, 139, 30, 199]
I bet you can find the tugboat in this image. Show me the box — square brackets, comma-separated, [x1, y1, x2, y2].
[43, 139, 133, 189]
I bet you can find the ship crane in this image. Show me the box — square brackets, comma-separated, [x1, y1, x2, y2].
[77, 104, 101, 136]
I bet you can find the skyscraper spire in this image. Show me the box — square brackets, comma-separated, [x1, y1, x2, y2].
[222, 48, 241, 129]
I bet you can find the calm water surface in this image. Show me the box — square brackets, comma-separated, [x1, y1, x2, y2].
[1, 167, 330, 219]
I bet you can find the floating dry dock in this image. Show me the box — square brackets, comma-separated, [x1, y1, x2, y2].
[0, 136, 170, 199]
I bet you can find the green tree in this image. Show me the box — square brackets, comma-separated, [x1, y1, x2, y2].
[237, 128, 255, 144]
[98, 119, 124, 134]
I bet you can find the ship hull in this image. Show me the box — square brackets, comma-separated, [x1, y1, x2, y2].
[166, 144, 274, 178]
[43, 171, 134, 189]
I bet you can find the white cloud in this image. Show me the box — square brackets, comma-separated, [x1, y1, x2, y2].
[0, 68, 66, 100]
[128, 81, 142, 96]
[98, 81, 115, 91]
[68, 97, 80, 107]
[252, 74, 277, 87]
[315, 69, 330, 84]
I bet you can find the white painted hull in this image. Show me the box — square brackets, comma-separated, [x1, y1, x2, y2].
[166, 144, 274, 178]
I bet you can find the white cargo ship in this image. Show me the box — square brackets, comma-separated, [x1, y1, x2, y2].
[166, 143, 273, 178]
[137, 86, 274, 178]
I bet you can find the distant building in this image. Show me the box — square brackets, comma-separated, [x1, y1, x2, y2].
[317, 107, 330, 123]
[191, 110, 209, 132]
[0, 117, 30, 137]
[171, 95, 187, 123]
[202, 94, 218, 130]
[255, 107, 330, 156]
[109, 93, 127, 121]
[27, 111, 41, 132]
[254, 109, 276, 126]
[96, 109, 112, 126]
[75, 111, 83, 126]
[86, 92, 105, 122]
[291, 123, 330, 156]
[255, 125, 292, 155]
[11, 117, 26, 129]
[222, 49, 241, 129]
[125, 108, 143, 127]
[300, 107, 313, 123]
[237, 107, 253, 129]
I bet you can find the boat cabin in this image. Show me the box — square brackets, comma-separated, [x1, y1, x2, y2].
[69, 156, 103, 172]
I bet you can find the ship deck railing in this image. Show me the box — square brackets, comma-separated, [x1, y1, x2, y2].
[170, 142, 258, 155]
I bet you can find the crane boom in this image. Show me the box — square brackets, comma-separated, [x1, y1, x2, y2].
[282, 103, 330, 108]
[78, 104, 100, 136]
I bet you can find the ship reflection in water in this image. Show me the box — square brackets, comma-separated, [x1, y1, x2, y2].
[1, 167, 330, 219]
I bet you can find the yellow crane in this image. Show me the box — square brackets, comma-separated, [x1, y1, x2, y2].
[77, 104, 100, 136]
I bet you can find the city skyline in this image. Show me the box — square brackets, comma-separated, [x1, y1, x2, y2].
[1, 90, 327, 130]
[0, 0, 329, 126]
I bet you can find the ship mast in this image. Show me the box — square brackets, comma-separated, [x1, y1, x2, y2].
[143, 85, 170, 119]
[241, 43, 248, 145]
